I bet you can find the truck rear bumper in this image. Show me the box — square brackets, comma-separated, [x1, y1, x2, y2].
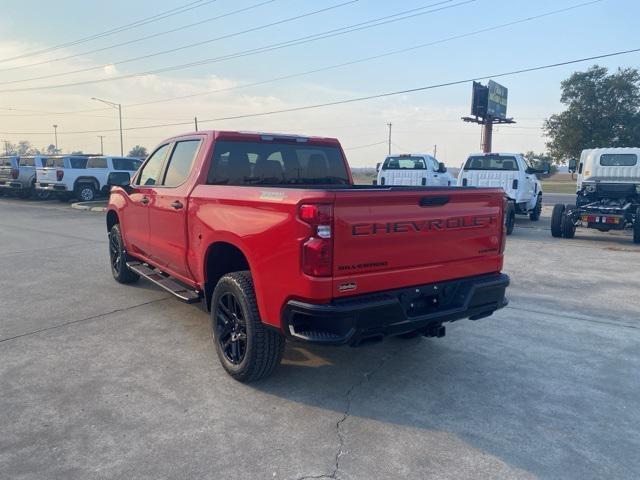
[282, 273, 509, 345]
[0, 181, 25, 189]
[36, 183, 67, 191]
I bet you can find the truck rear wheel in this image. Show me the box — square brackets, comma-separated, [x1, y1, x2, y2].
[108, 224, 140, 284]
[211, 271, 285, 382]
[529, 194, 542, 221]
[505, 202, 516, 235]
[551, 204, 565, 237]
[561, 204, 576, 238]
[76, 183, 96, 202]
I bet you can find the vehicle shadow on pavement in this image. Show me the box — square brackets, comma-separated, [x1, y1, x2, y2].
[247, 316, 640, 480]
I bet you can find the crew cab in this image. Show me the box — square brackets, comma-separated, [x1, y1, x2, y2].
[106, 131, 509, 382]
[457, 153, 546, 234]
[551, 148, 640, 243]
[0, 155, 51, 199]
[36, 155, 141, 201]
[375, 153, 454, 187]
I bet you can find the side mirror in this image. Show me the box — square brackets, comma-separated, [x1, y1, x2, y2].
[437, 162, 447, 173]
[376, 162, 381, 173]
[372, 179, 378, 186]
[107, 172, 131, 193]
[568, 158, 577, 174]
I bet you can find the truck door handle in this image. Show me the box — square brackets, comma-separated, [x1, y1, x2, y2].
[419, 196, 449, 207]
[140, 196, 149, 205]
[170, 200, 184, 209]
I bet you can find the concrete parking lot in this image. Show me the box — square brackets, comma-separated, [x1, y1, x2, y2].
[1, 196, 639, 480]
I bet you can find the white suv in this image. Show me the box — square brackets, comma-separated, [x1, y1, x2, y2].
[457, 153, 546, 234]
[376, 154, 454, 187]
[36, 156, 142, 201]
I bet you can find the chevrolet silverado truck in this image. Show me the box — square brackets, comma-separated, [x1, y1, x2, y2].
[106, 131, 509, 382]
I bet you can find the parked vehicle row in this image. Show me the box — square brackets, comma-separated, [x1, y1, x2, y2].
[0, 154, 142, 201]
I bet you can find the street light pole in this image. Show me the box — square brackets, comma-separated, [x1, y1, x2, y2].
[387, 122, 392, 156]
[91, 97, 123, 156]
[53, 124, 58, 152]
[97, 135, 105, 155]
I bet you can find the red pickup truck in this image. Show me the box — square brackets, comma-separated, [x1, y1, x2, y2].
[106, 131, 509, 382]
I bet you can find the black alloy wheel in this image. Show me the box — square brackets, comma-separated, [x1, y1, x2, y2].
[215, 292, 248, 365]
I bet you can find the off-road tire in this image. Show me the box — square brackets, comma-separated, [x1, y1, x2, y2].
[211, 271, 285, 382]
[551, 204, 565, 237]
[108, 224, 139, 284]
[505, 202, 516, 235]
[529, 194, 542, 221]
[561, 204, 576, 239]
[76, 183, 96, 202]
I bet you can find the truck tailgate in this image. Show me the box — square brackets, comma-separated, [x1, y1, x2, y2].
[332, 188, 504, 297]
[36, 167, 58, 184]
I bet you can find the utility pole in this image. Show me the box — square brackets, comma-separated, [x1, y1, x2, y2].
[97, 135, 106, 155]
[433, 144, 437, 158]
[3, 140, 9, 155]
[91, 97, 123, 156]
[194, 117, 199, 131]
[481, 119, 493, 153]
[53, 124, 58, 152]
[387, 122, 392, 155]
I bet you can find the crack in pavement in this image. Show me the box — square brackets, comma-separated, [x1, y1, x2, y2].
[0, 297, 171, 344]
[295, 346, 404, 480]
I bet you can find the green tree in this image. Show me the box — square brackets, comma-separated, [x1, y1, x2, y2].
[544, 65, 640, 160]
[45, 144, 60, 155]
[128, 145, 148, 158]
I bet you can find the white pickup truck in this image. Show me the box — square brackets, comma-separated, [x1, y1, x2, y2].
[375, 154, 455, 187]
[36, 155, 142, 201]
[457, 153, 547, 234]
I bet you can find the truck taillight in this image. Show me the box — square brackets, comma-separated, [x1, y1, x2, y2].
[500, 197, 508, 254]
[10, 168, 19, 179]
[56, 170, 64, 181]
[299, 203, 333, 277]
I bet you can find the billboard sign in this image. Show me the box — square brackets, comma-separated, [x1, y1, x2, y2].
[487, 80, 508, 119]
[470, 81, 488, 118]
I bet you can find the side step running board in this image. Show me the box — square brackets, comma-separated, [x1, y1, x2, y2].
[126, 261, 201, 304]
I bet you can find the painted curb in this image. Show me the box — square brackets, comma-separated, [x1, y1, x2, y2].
[71, 201, 107, 212]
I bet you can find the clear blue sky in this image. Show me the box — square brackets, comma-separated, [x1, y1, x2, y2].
[0, 0, 638, 164]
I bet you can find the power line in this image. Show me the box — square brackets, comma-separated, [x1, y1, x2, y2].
[0, 0, 603, 117]
[0, 0, 359, 85]
[2, 47, 637, 136]
[0, 0, 276, 73]
[0, 0, 472, 92]
[344, 141, 388, 151]
[0, 0, 219, 64]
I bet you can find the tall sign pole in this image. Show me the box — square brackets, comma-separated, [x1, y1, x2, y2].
[387, 122, 392, 155]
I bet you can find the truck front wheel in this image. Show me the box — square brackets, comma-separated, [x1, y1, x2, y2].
[529, 194, 542, 221]
[108, 224, 140, 284]
[211, 271, 285, 382]
[551, 204, 565, 237]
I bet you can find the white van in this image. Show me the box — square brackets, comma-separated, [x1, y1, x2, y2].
[376, 154, 454, 187]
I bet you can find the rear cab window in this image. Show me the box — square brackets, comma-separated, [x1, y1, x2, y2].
[599, 153, 637, 166]
[207, 139, 349, 186]
[464, 155, 519, 171]
[19, 157, 35, 167]
[382, 156, 426, 170]
[43, 158, 65, 168]
[0, 157, 16, 167]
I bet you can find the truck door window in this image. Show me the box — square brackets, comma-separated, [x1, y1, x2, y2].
[69, 157, 88, 169]
[137, 144, 170, 186]
[86, 157, 108, 168]
[113, 158, 143, 171]
[162, 140, 201, 187]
